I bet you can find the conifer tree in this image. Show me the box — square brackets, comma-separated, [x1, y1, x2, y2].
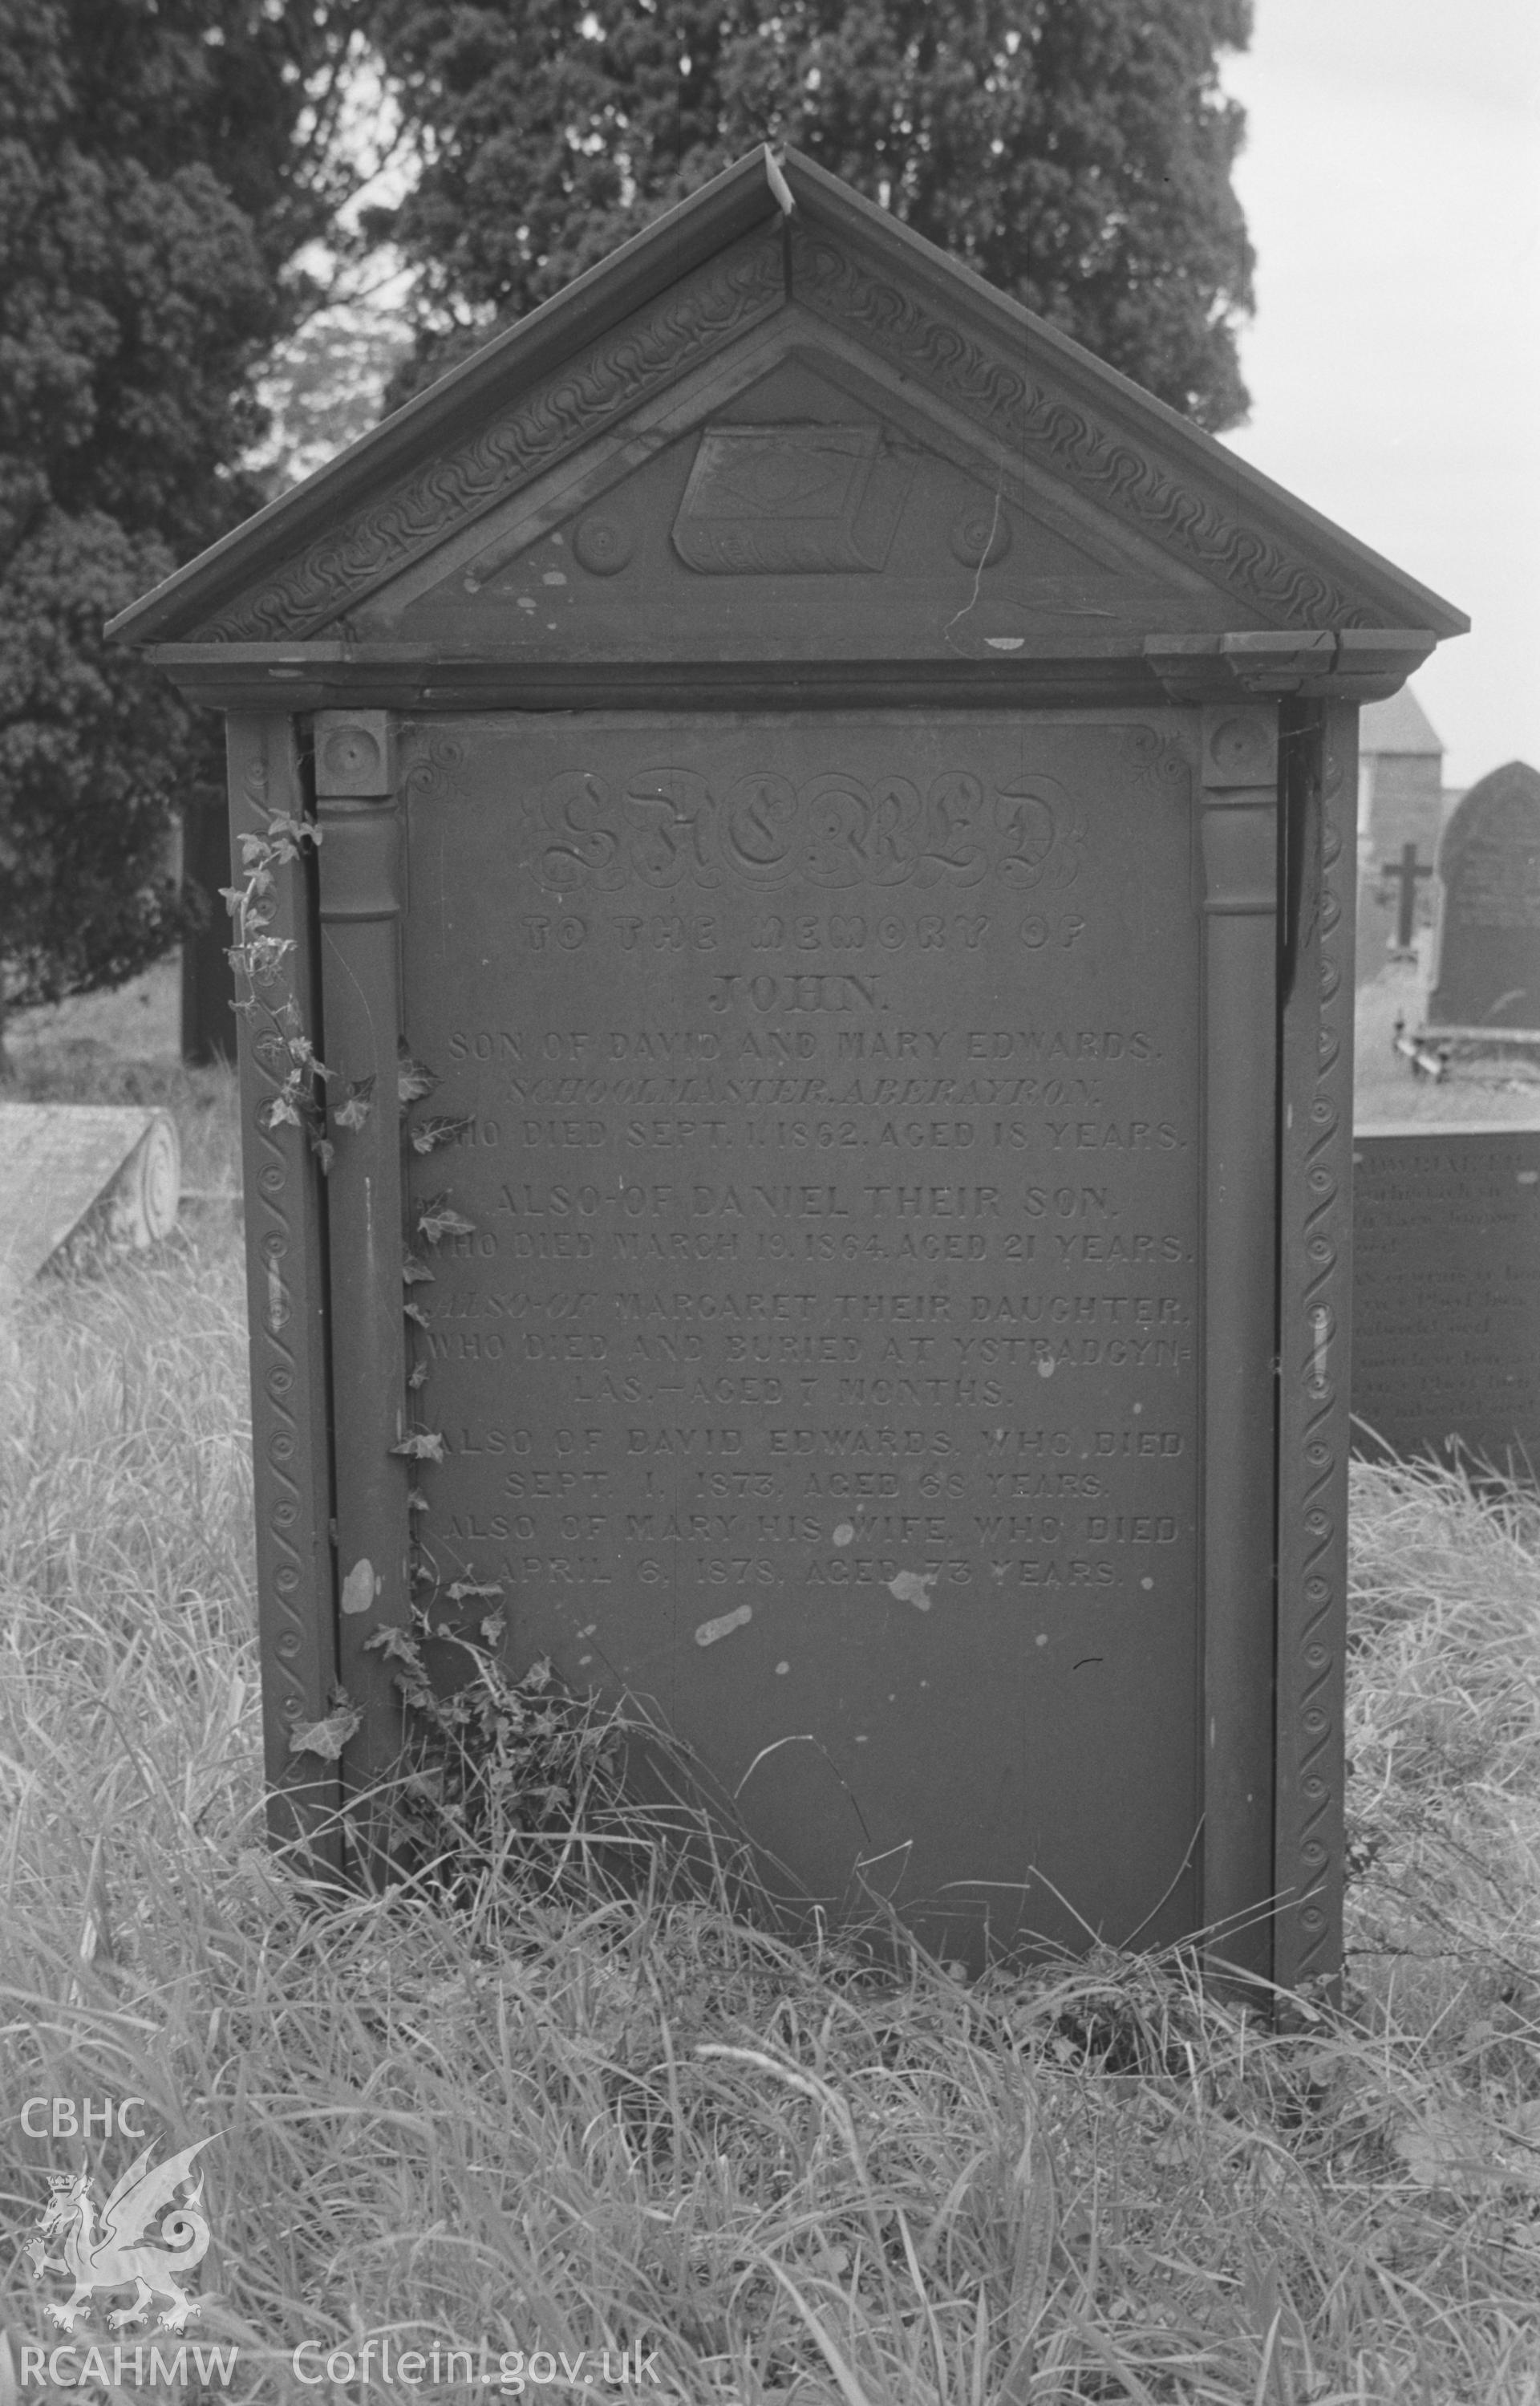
[375, 0, 1254, 431]
[0, 0, 369, 1049]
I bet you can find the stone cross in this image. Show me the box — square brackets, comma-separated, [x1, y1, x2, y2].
[1379, 841, 1433, 952]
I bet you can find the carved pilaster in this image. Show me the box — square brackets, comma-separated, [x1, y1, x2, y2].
[225, 713, 339, 1868]
[1274, 701, 1354, 2001]
[315, 708, 412, 1814]
[1196, 703, 1280, 1982]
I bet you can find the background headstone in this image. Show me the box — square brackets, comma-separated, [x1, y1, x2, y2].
[1426, 761, 1540, 1033]
[1352, 1120, 1540, 1478]
[0, 1105, 181, 1299]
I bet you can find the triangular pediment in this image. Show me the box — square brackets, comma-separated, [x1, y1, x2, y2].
[109, 147, 1466, 663]
[351, 341, 1233, 664]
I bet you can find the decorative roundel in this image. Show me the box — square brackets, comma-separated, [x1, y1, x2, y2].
[318, 724, 383, 789]
[1207, 713, 1275, 781]
[949, 503, 1011, 570]
[573, 516, 634, 575]
[137, 1115, 182, 1242]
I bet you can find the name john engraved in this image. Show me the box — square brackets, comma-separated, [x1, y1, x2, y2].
[402, 711, 1202, 1953]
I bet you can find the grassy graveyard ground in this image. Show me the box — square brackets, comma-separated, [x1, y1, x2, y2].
[1, 1000, 1538, 2404]
[1355, 956, 1540, 1130]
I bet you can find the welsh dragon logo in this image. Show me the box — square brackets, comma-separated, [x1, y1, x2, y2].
[22, 2136, 214, 2332]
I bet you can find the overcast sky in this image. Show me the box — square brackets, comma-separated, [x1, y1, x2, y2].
[1221, 0, 1539, 788]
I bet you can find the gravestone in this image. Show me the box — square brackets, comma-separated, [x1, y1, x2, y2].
[1426, 761, 1540, 1035]
[0, 1105, 180, 1299]
[109, 145, 1466, 1990]
[1353, 1122, 1540, 1479]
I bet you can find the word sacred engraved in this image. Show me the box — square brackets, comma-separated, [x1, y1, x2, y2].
[525, 765, 1085, 895]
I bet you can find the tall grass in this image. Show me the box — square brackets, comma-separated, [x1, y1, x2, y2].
[2, 1067, 1538, 2403]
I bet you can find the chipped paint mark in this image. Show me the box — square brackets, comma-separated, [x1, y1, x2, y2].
[854, 1733, 869, 1743]
[832, 1521, 855, 1548]
[578, 1653, 593, 1666]
[517, 595, 537, 611]
[1141, 1576, 1154, 1592]
[340, 1558, 378, 1616]
[1132, 1401, 1144, 1414]
[695, 1605, 752, 1647]
[888, 1567, 938, 1611]
[986, 635, 1025, 651]
[1035, 1353, 1055, 1378]
[542, 570, 568, 586]
[1035, 1633, 1048, 1647]
[775, 1660, 790, 1674]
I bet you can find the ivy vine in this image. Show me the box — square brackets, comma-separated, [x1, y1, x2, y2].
[232, 800, 594, 1847]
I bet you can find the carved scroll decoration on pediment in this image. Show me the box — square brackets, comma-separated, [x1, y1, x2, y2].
[206, 236, 785, 640]
[791, 230, 1376, 631]
[518, 759, 1084, 896]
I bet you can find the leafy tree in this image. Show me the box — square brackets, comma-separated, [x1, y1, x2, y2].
[249, 306, 415, 497]
[0, 0, 376, 1057]
[374, 0, 1254, 430]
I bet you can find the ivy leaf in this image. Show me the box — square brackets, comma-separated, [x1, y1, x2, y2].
[391, 1430, 446, 1462]
[287, 1033, 329, 1075]
[447, 1580, 504, 1603]
[401, 1256, 435, 1285]
[407, 1487, 429, 1515]
[259, 1093, 302, 1130]
[334, 1074, 376, 1132]
[309, 1134, 335, 1176]
[481, 1613, 508, 1647]
[403, 1301, 431, 1329]
[363, 1625, 424, 1669]
[406, 1360, 428, 1390]
[398, 1045, 436, 1105]
[287, 1690, 362, 1762]
[410, 1114, 473, 1155]
[416, 1198, 475, 1244]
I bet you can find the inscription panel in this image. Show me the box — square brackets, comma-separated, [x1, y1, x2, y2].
[403, 712, 1202, 1958]
[1353, 1125, 1540, 1476]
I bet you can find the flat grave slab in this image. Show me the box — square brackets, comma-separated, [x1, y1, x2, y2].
[1352, 1119, 1540, 1479]
[0, 1103, 181, 1298]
